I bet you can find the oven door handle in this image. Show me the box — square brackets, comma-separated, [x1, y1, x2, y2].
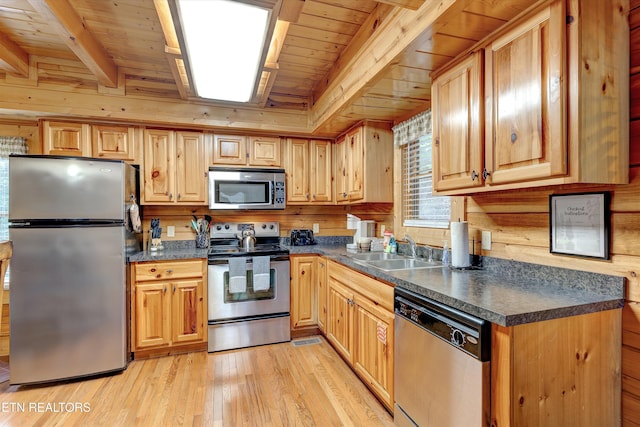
[208, 255, 290, 265]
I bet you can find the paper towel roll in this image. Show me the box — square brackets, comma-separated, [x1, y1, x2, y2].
[451, 221, 470, 268]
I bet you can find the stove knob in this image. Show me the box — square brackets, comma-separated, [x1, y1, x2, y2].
[269, 224, 275, 229]
[262, 224, 267, 229]
[224, 224, 230, 230]
[216, 225, 222, 231]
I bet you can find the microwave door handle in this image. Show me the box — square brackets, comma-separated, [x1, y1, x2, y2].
[270, 181, 275, 204]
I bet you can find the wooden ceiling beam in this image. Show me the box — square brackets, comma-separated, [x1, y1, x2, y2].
[0, 31, 29, 77]
[153, 0, 191, 99]
[375, 0, 425, 10]
[26, 0, 118, 88]
[310, 0, 462, 132]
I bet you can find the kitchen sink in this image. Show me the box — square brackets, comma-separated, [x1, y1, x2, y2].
[348, 252, 404, 261]
[366, 258, 443, 271]
[348, 252, 443, 271]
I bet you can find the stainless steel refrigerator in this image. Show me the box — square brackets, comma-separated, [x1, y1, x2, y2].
[8, 154, 140, 385]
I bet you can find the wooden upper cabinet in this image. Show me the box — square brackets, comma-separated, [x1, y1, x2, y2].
[286, 138, 310, 203]
[432, 51, 484, 192]
[485, 2, 566, 186]
[212, 134, 247, 165]
[143, 129, 175, 203]
[249, 136, 281, 167]
[335, 121, 393, 204]
[212, 134, 282, 167]
[285, 138, 333, 205]
[42, 121, 91, 157]
[432, 0, 629, 195]
[310, 140, 333, 203]
[92, 125, 140, 163]
[175, 131, 207, 204]
[142, 129, 206, 205]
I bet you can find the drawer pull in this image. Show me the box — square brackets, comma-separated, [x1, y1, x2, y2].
[166, 269, 173, 274]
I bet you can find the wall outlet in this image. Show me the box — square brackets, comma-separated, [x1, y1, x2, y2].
[167, 225, 175, 238]
[481, 230, 492, 251]
[313, 223, 320, 233]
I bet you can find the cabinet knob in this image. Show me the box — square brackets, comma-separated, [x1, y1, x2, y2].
[471, 170, 479, 181]
[169, 193, 173, 200]
[177, 193, 181, 200]
[163, 286, 167, 294]
[482, 168, 491, 180]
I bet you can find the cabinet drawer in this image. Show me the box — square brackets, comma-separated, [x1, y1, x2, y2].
[328, 260, 394, 312]
[135, 260, 203, 281]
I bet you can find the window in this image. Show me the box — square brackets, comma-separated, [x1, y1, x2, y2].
[401, 135, 450, 228]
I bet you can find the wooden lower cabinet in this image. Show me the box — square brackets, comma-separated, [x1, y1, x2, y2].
[491, 309, 621, 427]
[326, 260, 394, 411]
[131, 259, 207, 358]
[290, 255, 318, 333]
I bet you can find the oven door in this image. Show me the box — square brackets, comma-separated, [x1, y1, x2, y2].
[208, 257, 290, 320]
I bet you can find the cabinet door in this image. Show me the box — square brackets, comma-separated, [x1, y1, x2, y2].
[353, 295, 394, 410]
[92, 125, 138, 162]
[326, 277, 354, 363]
[485, 2, 566, 185]
[291, 256, 317, 329]
[212, 134, 247, 165]
[134, 282, 171, 349]
[42, 121, 91, 157]
[346, 128, 364, 201]
[310, 140, 333, 203]
[171, 279, 204, 344]
[143, 129, 175, 203]
[175, 131, 207, 204]
[432, 52, 484, 192]
[249, 136, 281, 167]
[317, 257, 328, 332]
[286, 138, 310, 203]
[334, 138, 348, 202]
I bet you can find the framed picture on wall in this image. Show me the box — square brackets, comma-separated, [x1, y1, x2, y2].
[549, 192, 610, 260]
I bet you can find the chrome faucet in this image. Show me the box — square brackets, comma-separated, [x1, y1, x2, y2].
[404, 234, 417, 259]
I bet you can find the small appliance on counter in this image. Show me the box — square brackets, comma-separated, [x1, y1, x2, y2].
[290, 229, 316, 246]
[346, 214, 376, 252]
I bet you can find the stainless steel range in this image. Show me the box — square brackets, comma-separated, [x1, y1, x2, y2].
[207, 221, 290, 352]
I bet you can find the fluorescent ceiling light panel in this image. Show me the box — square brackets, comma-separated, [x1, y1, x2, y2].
[177, 0, 269, 102]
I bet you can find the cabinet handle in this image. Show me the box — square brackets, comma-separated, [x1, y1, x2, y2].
[169, 193, 173, 200]
[163, 286, 167, 294]
[482, 168, 491, 180]
[301, 270, 305, 276]
[166, 269, 173, 274]
[306, 194, 310, 200]
[177, 193, 181, 200]
[173, 285, 176, 293]
[471, 170, 479, 181]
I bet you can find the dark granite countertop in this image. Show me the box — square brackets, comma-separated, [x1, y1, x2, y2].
[128, 239, 625, 327]
[287, 243, 625, 327]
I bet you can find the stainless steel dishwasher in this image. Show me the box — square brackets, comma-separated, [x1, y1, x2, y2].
[394, 288, 491, 427]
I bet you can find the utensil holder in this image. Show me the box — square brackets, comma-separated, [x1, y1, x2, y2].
[195, 232, 209, 248]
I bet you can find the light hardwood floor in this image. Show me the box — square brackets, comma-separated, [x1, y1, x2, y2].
[0, 336, 394, 426]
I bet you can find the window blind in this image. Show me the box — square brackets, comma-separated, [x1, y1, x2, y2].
[402, 135, 450, 228]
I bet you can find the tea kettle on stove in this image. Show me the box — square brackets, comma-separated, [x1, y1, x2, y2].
[241, 228, 256, 250]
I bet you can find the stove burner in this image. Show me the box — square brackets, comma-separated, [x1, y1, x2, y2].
[207, 221, 289, 261]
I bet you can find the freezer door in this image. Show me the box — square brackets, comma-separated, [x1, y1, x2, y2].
[9, 225, 128, 384]
[9, 155, 127, 221]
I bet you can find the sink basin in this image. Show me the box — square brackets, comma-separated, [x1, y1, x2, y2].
[366, 258, 443, 271]
[348, 252, 403, 261]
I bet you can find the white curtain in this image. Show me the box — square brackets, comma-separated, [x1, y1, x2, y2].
[0, 136, 28, 158]
[392, 110, 431, 147]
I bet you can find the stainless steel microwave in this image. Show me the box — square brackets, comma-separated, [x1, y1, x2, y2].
[208, 167, 286, 210]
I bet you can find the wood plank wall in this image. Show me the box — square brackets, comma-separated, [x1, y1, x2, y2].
[141, 204, 394, 246]
[461, 3, 640, 424]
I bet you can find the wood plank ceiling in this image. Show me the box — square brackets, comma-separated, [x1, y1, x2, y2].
[0, 0, 537, 137]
